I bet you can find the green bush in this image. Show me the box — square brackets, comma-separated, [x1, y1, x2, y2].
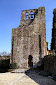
[10, 62, 17, 69]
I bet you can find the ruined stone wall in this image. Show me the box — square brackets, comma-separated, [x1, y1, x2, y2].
[11, 7, 47, 68]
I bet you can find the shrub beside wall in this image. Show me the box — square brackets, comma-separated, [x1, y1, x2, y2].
[10, 62, 17, 69]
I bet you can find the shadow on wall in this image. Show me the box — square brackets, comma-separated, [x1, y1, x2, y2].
[0, 58, 10, 73]
[44, 55, 56, 76]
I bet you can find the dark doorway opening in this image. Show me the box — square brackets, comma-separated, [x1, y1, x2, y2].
[28, 55, 33, 68]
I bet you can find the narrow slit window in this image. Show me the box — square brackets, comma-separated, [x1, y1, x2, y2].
[39, 35, 42, 60]
[25, 12, 28, 20]
[30, 12, 34, 19]
[39, 35, 41, 54]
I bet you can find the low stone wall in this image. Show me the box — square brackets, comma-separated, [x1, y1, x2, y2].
[44, 55, 56, 75]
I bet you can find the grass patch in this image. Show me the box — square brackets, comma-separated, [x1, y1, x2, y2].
[10, 62, 17, 69]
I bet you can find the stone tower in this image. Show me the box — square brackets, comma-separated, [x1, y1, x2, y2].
[10, 7, 47, 68]
[51, 8, 56, 52]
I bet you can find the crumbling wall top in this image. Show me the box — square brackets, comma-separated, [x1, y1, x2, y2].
[20, 7, 45, 26]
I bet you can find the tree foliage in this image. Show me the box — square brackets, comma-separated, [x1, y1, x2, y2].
[51, 8, 56, 52]
[0, 51, 10, 57]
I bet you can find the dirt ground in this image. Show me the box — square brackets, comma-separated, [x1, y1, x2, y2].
[0, 71, 56, 85]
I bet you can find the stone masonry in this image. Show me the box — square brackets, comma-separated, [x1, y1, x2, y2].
[10, 7, 47, 68]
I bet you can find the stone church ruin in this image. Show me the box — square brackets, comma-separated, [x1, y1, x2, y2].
[10, 7, 47, 68]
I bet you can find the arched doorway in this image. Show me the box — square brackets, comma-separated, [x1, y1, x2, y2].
[28, 55, 33, 68]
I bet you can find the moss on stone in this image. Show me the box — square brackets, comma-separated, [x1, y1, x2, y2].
[54, 8, 56, 10]
[54, 8, 56, 14]
[42, 7, 45, 8]
[28, 17, 30, 19]
[33, 9, 38, 11]
[19, 25, 21, 27]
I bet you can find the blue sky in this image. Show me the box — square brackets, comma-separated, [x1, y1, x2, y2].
[0, 0, 56, 53]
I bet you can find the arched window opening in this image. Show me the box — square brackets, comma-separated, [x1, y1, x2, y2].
[25, 12, 28, 20]
[30, 12, 34, 19]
